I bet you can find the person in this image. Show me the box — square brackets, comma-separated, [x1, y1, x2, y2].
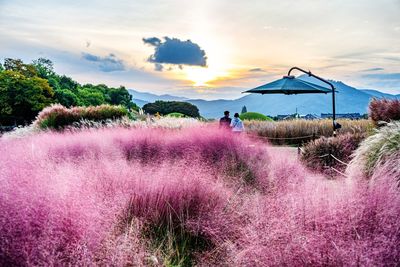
[230, 113, 244, 133]
[219, 110, 231, 128]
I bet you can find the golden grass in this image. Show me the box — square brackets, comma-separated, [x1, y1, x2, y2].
[245, 119, 374, 145]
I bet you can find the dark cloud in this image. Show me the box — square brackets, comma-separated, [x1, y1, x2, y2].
[143, 36, 207, 70]
[81, 52, 125, 72]
[142, 37, 161, 46]
[249, 68, 265, 72]
[363, 67, 384, 72]
[363, 73, 400, 80]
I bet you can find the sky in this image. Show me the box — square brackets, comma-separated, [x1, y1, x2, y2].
[1, 0, 400, 99]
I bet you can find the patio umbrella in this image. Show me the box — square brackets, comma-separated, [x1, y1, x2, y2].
[244, 75, 332, 94]
[243, 67, 340, 135]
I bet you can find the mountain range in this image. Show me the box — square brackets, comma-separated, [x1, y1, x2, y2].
[129, 76, 400, 118]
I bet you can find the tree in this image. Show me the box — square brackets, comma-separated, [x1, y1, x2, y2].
[241, 105, 247, 114]
[143, 100, 200, 117]
[32, 58, 55, 79]
[0, 70, 54, 124]
[59, 75, 79, 92]
[54, 89, 81, 107]
[78, 88, 106, 106]
[3, 58, 38, 77]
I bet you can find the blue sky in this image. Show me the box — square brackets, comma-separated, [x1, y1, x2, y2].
[1, 0, 399, 99]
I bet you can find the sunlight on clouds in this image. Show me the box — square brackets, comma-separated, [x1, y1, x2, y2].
[184, 66, 229, 86]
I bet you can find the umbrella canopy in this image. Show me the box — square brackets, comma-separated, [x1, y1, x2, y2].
[244, 75, 332, 95]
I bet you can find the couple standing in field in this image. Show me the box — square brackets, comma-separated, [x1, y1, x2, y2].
[219, 111, 245, 133]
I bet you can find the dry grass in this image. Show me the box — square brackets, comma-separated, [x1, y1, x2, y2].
[245, 119, 373, 145]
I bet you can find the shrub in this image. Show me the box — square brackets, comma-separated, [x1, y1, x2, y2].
[240, 112, 273, 121]
[301, 133, 365, 175]
[369, 98, 400, 125]
[34, 104, 128, 129]
[349, 121, 400, 178]
[246, 119, 372, 145]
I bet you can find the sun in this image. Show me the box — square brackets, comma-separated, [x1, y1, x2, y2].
[184, 67, 226, 87]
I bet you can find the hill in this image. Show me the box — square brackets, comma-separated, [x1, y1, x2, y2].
[129, 78, 400, 118]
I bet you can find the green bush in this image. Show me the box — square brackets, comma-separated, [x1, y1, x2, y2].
[240, 112, 273, 121]
[34, 104, 128, 130]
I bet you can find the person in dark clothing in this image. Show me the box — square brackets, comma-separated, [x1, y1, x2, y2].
[219, 111, 231, 128]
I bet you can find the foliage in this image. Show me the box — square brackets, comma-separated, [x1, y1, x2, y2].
[245, 119, 373, 145]
[0, 58, 139, 126]
[143, 100, 200, 118]
[3, 58, 38, 77]
[0, 70, 54, 125]
[301, 133, 365, 175]
[241, 105, 247, 114]
[349, 121, 400, 178]
[0, 125, 399, 266]
[369, 98, 400, 125]
[32, 57, 55, 79]
[34, 104, 128, 129]
[240, 112, 272, 121]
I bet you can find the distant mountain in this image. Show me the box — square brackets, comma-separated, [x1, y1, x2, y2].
[361, 89, 400, 99]
[129, 89, 188, 106]
[129, 78, 400, 118]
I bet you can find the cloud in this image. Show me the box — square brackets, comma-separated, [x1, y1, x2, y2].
[142, 37, 161, 46]
[363, 67, 384, 72]
[143, 36, 207, 69]
[249, 68, 265, 72]
[81, 52, 125, 72]
[154, 63, 163, 72]
[363, 73, 400, 80]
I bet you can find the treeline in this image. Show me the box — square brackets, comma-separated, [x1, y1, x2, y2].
[143, 100, 200, 118]
[0, 58, 138, 125]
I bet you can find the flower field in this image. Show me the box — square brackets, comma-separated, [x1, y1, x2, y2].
[0, 123, 399, 266]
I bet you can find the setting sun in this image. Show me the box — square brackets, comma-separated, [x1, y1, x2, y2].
[185, 66, 228, 87]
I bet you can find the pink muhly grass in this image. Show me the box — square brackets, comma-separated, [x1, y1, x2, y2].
[0, 124, 399, 266]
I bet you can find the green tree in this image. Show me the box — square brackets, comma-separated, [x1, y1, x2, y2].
[143, 100, 200, 117]
[241, 105, 247, 114]
[59, 75, 79, 92]
[3, 58, 38, 77]
[0, 70, 54, 124]
[54, 89, 81, 107]
[32, 58, 55, 79]
[78, 88, 105, 106]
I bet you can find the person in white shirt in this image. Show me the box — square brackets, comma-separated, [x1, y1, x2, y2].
[230, 113, 245, 133]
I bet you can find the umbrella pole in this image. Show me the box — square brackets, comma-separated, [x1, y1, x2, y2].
[288, 67, 337, 136]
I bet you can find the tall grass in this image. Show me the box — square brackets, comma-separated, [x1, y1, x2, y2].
[245, 119, 372, 145]
[301, 133, 365, 175]
[369, 98, 400, 125]
[349, 121, 400, 179]
[0, 125, 399, 266]
[34, 104, 128, 129]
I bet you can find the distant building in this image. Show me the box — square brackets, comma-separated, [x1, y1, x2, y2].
[300, 114, 320, 120]
[276, 113, 300, 120]
[321, 113, 362, 119]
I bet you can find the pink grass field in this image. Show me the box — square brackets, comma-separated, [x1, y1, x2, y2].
[0, 125, 399, 266]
